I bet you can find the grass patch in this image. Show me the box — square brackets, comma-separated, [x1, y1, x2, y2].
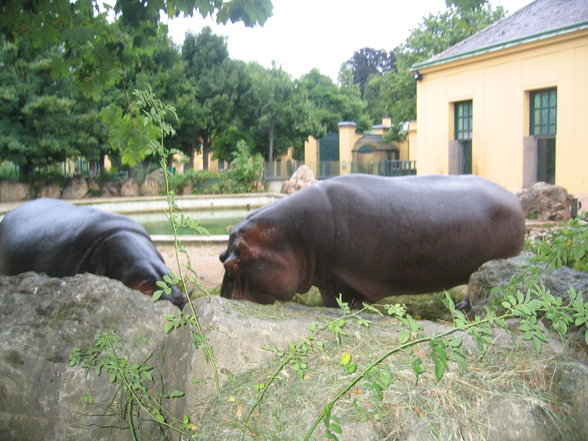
[186, 320, 573, 441]
[291, 286, 467, 322]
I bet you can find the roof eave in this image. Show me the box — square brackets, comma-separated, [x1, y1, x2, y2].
[411, 20, 588, 71]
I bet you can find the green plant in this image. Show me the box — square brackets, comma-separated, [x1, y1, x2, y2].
[69, 331, 192, 440]
[530, 215, 588, 271]
[0, 162, 19, 180]
[223, 140, 264, 193]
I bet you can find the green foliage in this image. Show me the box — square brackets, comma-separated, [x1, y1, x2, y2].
[0, 38, 107, 175]
[223, 140, 264, 193]
[69, 330, 191, 439]
[530, 216, 588, 272]
[363, 4, 505, 124]
[298, 68, 370, 133]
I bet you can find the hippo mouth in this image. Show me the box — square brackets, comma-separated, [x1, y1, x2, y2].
[220, 270, 276, 304]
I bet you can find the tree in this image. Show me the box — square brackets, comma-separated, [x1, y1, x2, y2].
[180, 28, 255, 169]
[346, 47, 396, 97]
[298, 68, 370, 133]
[364, 3, 505, 135]
[0, 38, 107, 176]
[246, 64, 322, 162]
[1, 0, 273, 89]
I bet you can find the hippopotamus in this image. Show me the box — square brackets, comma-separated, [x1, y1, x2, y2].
[219, 174, 525, 308]
[0, 198, 187, 309]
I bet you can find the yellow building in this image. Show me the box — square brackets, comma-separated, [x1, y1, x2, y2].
[412, 0, 588, 193]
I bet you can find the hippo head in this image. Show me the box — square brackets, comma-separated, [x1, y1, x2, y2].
[129, 278, 188, 310]
[219, 219, 308, 304]
[124, 261, 188, 310]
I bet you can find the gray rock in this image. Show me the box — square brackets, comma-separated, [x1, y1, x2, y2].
[0, 272, 191, 441]
[101, 180, 121, 197]
[87, 178, 101, 194]
[516, 182, 573, 221]
[467, 253, 588, 314]
[39, 182, 61, 198]
[140, 170, 164, 196]
[0, 181, 30, 202]
[183, 297, 316, 407]
[282, 165, 318, 194]
[120, 178, 140, 197]
[61, 176, 88, 199]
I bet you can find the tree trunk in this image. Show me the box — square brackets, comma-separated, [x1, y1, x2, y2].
[268, 123, 275, 164]
[203, 142, 210, 170]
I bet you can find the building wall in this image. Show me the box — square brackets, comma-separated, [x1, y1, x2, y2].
[416, 28, 588, 193]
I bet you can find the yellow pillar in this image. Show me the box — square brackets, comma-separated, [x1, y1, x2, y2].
[338, 122, 357, 175]
[304, 136, 319, 175]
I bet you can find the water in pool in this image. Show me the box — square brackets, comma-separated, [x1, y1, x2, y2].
[128, 208, 252, 235]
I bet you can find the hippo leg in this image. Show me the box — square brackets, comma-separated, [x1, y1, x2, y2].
[320, 284, 365, 309]
[455, 290, 471, 311]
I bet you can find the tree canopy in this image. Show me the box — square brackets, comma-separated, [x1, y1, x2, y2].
[0, 0, 509, 176]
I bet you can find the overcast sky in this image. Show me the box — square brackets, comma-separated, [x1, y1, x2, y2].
[165, 0, 532, 81]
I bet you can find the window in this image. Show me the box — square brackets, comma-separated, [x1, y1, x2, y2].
[455, 100, 473, 141]
[454, 100, 472, 174]
[530, 89, 556, 184]
[530, 89, 557, 136]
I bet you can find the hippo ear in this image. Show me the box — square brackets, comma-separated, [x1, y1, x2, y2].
[129, 280, 157, 296]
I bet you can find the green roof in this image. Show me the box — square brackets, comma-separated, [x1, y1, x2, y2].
[413, 0, 588, 70]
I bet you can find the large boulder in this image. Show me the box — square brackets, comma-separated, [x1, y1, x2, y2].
[516, 182, 573, 221]
[120, 178, 140, 197]
[282, 165, 318, 194]
[61, 176, 88, 199]
[100, 180, 121, 197]
[140, 170, 165, 196]
[0, 181, 30, 202]
[0, 272, 191, 441]
[467, 253, 588, 315]
[39, 182, 61, 198]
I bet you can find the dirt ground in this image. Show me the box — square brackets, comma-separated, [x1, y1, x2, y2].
[157, 243, 227, 292]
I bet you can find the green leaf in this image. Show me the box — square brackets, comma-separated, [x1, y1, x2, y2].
[398, 328, 411, 344]
[170, 390, 185, 398]
[434, 358, 446, 382]
[340, 353, 352, 366]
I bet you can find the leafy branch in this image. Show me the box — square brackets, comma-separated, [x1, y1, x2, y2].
[69, 331, 192, 440]
[133, 85, 220, 396]
[303, 281, 587, 441]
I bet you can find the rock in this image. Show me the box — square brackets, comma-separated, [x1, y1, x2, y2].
[467, 253, 588, 315]
[282, 165, 318, 194]
[87, 178, 101, 195]
[184, 297, 315, 406]
[39, 182, 61, 198]
[0, 181, 30, 202]
[486, 398, 566, 441]
[551, 360, 588, 436]
[61, 176, 88, 199]
[516, 182, 573, 221]
[141, 170, 165, 196]
[120, 178, 140, 197]
[100, 180, 120, 197]
[0, 272, 191, 441]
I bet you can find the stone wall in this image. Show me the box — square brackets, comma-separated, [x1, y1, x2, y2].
[0, 170, 165, 203]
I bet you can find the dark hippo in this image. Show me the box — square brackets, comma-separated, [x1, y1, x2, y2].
[219, 174, 525, 308]
[0, 198, 187, 309]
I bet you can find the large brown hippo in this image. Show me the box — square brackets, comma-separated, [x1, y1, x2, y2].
[0, 198, 187, 309]
[219, 174, 525, 308]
